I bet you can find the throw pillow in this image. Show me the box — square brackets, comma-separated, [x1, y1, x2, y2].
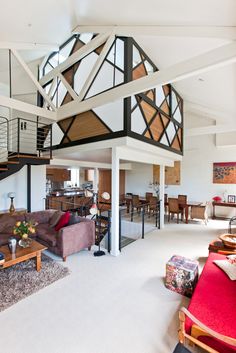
[68, 213, 80, 226]
[214, 259, 236, 280]
[55, 211, 70, 231]
[49, 211, 63, 228]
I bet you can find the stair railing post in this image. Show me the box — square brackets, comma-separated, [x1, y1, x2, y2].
[17, 117, 20, 154]
[142, 207, 145, 239]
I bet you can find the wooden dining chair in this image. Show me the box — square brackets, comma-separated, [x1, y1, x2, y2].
[164, 193, 168, 214]
[191, 202, 209, 225]
[168, 198, 184, 223]
[131, 195, 143, 214]
[178, 195, 187, 204]
[145, 192, 153, 202]
[149, 196, 158, 216]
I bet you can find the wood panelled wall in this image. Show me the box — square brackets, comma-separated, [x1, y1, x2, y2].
[99, 170, 125, 198]
[153, 161, 180, 185]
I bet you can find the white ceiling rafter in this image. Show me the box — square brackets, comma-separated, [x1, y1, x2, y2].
[39, 32, 112, 86]
[57, 41, 236, 120]
[0, 41, 59, 51]
[73, 25, 236, 40]
[77, 34, 115, 102]
[11, 49, 56, 111]
[186, 124, 236, 137]
[184, 100, 236, 123]
[57, 73, 78, 100]
[43, 77, 57, 108]
[0, 95, 57, 120]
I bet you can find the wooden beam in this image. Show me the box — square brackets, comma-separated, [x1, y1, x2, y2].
[186, 124, 236, 136]
[72, 25, 236, 40]
[0, 95, 57, 121]
[77, 34, 115, 101]
[12, 49, 56, 111]
[40, 32, 111, 86]
[0, 41, 59, 51]
[57, 41, 236, 120]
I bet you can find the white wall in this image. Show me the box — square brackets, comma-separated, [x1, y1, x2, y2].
[0, 164, 46, 211]
[167, 133, 236, 217]
[125, 162, 154, 197]
[126, 113, 236, 217]
[31, 165, 46, 211]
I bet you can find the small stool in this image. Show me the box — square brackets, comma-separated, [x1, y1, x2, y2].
[165, 255, 199, 298]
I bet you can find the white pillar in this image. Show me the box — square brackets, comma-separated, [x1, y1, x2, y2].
[159, 164, 165, 229]
[93, 168, 99, 194]
[111, 147, 120, 256]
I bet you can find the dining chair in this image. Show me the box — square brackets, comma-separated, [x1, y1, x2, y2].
[131, 195, 143, 214]
[149, 196, 158, 216]
[191, 202, 209, 225]
[145, 192, 153, 202]
[178, 195, 187, 204]
[164, 193, 168, 214]
[168, 198, 184, 223]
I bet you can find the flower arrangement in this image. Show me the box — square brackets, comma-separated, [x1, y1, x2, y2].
[13, 220, 37, 240]
[212, 196, 222, 202]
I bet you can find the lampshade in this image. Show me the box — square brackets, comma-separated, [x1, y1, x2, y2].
[89, 203, 98, 216]
[8, 192, 16, 198]
[101, 192, 110, 201]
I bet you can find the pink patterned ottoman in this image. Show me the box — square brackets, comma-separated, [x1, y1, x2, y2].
[165, 255, 199, 298]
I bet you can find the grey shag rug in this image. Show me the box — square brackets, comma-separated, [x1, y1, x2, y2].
[0, 254, 70, 312]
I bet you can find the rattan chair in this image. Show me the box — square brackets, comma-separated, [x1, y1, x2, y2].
[168, 198, 184, 223]
[191, 202, 209, 225]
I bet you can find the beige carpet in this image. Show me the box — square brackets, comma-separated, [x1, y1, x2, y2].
[0, 219, 228, 353]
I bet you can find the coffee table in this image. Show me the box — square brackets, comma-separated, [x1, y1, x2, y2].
[0, 240, 47, 272]
[208, 239, 236, 255]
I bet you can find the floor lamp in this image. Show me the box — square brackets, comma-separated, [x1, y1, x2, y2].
[89, 191, 110, 257]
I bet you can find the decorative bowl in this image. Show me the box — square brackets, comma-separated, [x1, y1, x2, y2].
[219, 234, 236, 249]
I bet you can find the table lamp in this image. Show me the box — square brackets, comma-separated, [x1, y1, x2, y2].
[8, 192, 16, 213]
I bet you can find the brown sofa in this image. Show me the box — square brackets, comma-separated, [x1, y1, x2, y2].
[0, 210, 95, 261]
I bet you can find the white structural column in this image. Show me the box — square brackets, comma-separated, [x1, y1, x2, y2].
[111, 147, 120, 256]
[93, 168, 99, 194]
[159, 165, 165, 229]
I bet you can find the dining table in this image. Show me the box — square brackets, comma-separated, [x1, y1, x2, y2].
[124, 196, 148, 213]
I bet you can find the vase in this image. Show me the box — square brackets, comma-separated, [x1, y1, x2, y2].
[8, 237, 17, 253]
[18, 237, 31, 248]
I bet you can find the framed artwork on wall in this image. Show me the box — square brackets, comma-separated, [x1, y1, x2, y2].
[228, 195, 235, 203]
[213, 162, 236, 184]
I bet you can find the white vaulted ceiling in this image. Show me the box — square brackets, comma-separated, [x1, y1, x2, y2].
[0, 0, 235, 124]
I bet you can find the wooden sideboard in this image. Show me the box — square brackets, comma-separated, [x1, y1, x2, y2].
[212, 201, 236, 219]
[0, 208, 27, 216]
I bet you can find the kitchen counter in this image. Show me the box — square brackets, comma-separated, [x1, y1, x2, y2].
[47, 188, 85, 197]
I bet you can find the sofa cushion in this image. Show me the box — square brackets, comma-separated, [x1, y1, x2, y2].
[186, 253, 236, 353]
[55, 211, 70, 231]
[68, 213, 80, 226]
[0, 214, 26, 234]
[0, 233, 12, 246]
[36, 224, 57, 247]
[25, 210, 54, 224]
[49, 210, 64, 228]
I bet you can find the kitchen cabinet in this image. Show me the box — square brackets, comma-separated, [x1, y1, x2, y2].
[84, 169, 94, 182]
[46, 168, 71, 182]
